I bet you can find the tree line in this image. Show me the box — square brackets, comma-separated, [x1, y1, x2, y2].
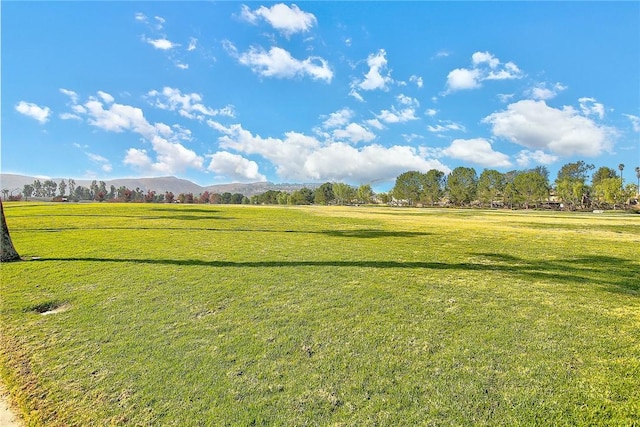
[390, 162, 638, 210]
[4, 162, 639, 210]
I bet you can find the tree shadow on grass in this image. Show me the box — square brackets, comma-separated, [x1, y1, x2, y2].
[39, 254, 638, 295]
[320, 229, 431, 238]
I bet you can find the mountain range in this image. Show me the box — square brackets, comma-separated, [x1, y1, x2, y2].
[0, 174, 319, 198]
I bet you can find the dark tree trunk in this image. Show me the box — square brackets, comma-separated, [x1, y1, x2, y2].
[1, 200, 20, 262]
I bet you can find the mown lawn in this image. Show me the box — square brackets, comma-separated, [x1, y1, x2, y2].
[1, 202, 639, 425]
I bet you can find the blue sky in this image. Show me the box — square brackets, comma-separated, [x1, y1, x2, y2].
[3, 1, 639, 191]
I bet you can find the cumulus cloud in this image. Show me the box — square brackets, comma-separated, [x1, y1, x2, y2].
[228, 43, 332, 82]
[75, 92, 203, 174]
[442, 138, 512, 167]
[321, 108, 354, 129]
[376, 107, 418, 124]
[147, 87, 235, 120]
[207, 120, 448, 183]
[578, 97, 605, 119]
[207, 151, 266, 182]
[483, 99, 614, 157]
[515, 149, 559, 167]
[409, 75, 424, 88]
[445, 51, 523, 93]
[60, 88, 79, 104]
[397, 94, 419, 107]
[15, 101, 51, 124]
[331, 123, 376, 144]
[527, 82, 567, 100]
[145, 37, 179, 50]
[446, 68, 481, 91]
[240, 3, 317, 37]
[356, 49, 393, 92]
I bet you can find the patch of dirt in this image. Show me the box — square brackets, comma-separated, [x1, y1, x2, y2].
[0, 382, 23, 427]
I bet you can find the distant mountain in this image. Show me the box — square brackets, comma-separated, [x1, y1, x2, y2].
[0, 174, 319, 198]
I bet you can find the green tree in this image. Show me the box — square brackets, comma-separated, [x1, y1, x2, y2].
[477, 169, 505, 208]
[635, 166, 640, 194]
[314, 182, 335, 205]
[421, 169, 445, 206]
[554, 161, 594, 210]
[392, 171, 423, 206]
[592, 166, 617, 188]
[58, 179, 67, 197]
[618, 163, 625, 186]
[32, 179, 43, 197]
[332, 183, 355, 205]
[68, 179, 76, 199]
[502, 182, 518, 209]
[291, 188, 315, 205]
[446, 167, 477, 206]
[22, 184, 34, 201]
[593, 177, 625, 209]
[513, 170, 549, 209]
[356, 184, 373, 204]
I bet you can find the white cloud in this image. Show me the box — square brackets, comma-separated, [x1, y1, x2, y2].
[515, 149, 559, 167]
[445, 51, 523, 93]
[187, 37, 197, 51]
[86, 152, 113, 173]
[356, 49, 393, 91]
[60, 88, 79, 104]
[486, 62, 523, 80]
[233, 44, 332, 82]
[397, 94, 419, 107]
[446, 68, 481, 91]
[376, 107, 418, 124]
[15, 101, 51, 124]
[240, 3, 317, 37]
[443, 138, 512, 167]
[207, 120, 449, 183]
[578, 97, 605, 119]
[207, 151, 266, 182]
[97, 91, 114, 104]
[59, 113, 82, 121]
[409, 75, 424, 88]
[483, 99, 614, 157]
[365, 118, 384, 130]
[623, 114, 640, 132]
[80, 93, 203, 174]
[175, 62, 189, 70]
[472, 51, 500, 69]
[528, 82, 567, 100]
[147, 87, 235, 120]
[497, 93, 515, 103]
[348, 88, 365, 102]
[145, 37, 179, 50]
[134, 12, 147, 23]
[425, 109, 438, 117]
[154, 16, 165, 29]
[332, 123, 376, 144]
[322, 108, 354, 129]
[427, 121, 466, 133]
[124, 148, 153, 170]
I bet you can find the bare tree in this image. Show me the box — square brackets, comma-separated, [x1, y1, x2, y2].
[1, 200, 20, 262]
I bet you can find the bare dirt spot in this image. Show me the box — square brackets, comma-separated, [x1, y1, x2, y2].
[28, 301, 70, 316]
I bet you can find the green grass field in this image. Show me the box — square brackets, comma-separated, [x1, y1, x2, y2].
[1, 203, 639, 426]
